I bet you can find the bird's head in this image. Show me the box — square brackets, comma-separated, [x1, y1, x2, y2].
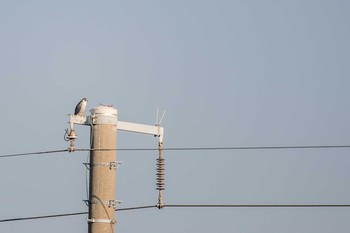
[82, 98, 88, 102]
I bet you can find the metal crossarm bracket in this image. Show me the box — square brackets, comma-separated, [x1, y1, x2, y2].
[117, 121, 164, 143]
[69, 114, 89, 126]
[83, 200, 89, 206]
[83, 161, 123, 170]
[109, 161, 122, 170]
[83, 199, 123, 210]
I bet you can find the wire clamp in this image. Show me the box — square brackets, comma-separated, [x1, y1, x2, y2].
[109, 161, 122, 170]
[87, 218, 115, 224]
[83, 199, 122, 210]
[106, 200, 123, 209]
[83, 161, 123, 170]
[65, 129, 78, 152]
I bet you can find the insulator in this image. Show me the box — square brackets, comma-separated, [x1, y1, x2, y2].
[156, 158, 165, 191]
[66, 129, 77, 152]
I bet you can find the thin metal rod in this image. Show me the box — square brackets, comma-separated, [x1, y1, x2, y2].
[159, 111, 166, 125]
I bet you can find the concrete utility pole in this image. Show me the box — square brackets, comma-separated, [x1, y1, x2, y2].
[88, 106, 118, 233]
[67, 104, 164, 233]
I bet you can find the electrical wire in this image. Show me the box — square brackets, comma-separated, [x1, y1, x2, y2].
[0, 211, 87, 223]
[1, 145, 350, 159]
[164, 204, 350, 208]
[0, 205, 156, 223]
[85, 153, 89, 201]
[2, 203, 350, 223]
[0, 149, 69, 158]
[115, 205, 156, 211]
[77, 145, 350, 152]
[55, 145, 350, 152]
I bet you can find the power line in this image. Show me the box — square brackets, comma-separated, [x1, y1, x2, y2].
[161, 145, 350, 151]
[2, 203, 350, 223]
[0, 205, 156, 223]
[77, 145, 350, 152]
[0, 149, 69, 158]
[115, 205, 156, 211]
[1, 145, 350, 159]
[0, 211, 87, 223]
[164, 204, 350, 208]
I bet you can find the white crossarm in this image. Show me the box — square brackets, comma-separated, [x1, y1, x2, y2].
[117, 121, 164, 143]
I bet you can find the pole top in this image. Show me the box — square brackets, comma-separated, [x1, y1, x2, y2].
[89, 106, 118, 125]
[90, 105, 117, 117]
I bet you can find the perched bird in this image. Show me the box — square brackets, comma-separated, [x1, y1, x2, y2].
[74, 98, 88, 116]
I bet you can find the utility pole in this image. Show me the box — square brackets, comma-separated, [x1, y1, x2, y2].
[67, 104, 164, 233]
[88, 106, 118, 233]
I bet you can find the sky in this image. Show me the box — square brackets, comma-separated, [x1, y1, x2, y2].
[0, 0, 350, 232]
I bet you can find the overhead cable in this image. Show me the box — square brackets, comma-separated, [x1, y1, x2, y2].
[0, 149, 69, 158]
[78, 145, 350, 152]
[0, 205, 156, 223]
[162, 145, 350, 151]
[0, 211, 87, 223]
[2, 203, 350, 223]
[1, 145, 350, 159]
[164, 204, 350, 208]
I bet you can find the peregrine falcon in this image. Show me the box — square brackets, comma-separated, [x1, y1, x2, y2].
[74, 98, 88, 116]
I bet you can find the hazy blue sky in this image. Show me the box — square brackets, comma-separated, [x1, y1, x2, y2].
[0, 1, 350, 232]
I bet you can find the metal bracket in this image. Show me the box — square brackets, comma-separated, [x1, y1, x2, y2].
[87, 218, 115, 224]
[83, 161, 123, 170]
[69, 114, 89, 126]
[83, 199, 123, 210]
[117, 121, 164, 144]
[109, 161, 122, 170]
